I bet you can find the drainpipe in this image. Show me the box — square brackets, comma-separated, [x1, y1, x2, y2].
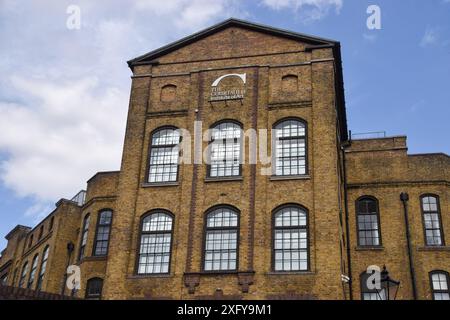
[61, 242, 75, 295]
[400, 192, 418, 300]
[342, 141, 353, 300]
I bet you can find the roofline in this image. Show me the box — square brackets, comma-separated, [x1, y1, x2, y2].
[127, 18, 339, 68]
[86, 171, 120, 184]
[409, 153, 450, 158]
[5, 225, 31, 240]
[351, 135, 408, 142]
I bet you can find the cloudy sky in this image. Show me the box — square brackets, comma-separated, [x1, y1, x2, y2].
[0, 0, 449, 248]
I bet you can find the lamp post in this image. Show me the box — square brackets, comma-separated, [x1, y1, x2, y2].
[376, 265, 400, 300]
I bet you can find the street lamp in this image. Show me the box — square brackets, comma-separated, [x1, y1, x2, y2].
[376, 265, 400, 300]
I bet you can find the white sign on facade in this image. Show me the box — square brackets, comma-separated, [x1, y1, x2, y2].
[210, 73, 246, 102]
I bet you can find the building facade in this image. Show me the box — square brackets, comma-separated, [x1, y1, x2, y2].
[0, 19, 449, 300]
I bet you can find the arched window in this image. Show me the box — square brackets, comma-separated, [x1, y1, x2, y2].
[421, 195, 445, 246]
[273, 119, 307, 176]
[137, 211, 173, 274]
[49, 216, 54, 231]
[0, 274, 8, 286]
[430, 271, 450, 300]
[78, 214, 90, 260]
[27, 254, 39, 289]
[85, 277, 103, 300]
[93, 210, 113, 256]
[18, 261, 28, 288]
[273, 205, 309, 272]
[360, 271, 385, 300]
[356, 197, 381, 247]
[203, 206, 239, 271]
[36, 245, 49, 291]
[148, 127, 181, 183]
[38, 225, 44, 240]
[208, 121, 242, 178]
[28, 234, 33, 249]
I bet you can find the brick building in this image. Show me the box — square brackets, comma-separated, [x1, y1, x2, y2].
[0, 19, 449, 300]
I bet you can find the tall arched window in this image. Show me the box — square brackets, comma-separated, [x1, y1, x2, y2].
[137, 211, 173, 274]
[93, 210, 113, 256]
[430, 271, 450, 300]
[18, 261, 28, 288]
[27, 254, 39, 289]
[36, 245, 49, 291]
[203, 206, 239, 271]
[356, 197, 381, 247]
[273, 119, 307, 176]
[421, 195, 445, 246]
[208, 121, 242, 178]
[85, 277, 104, 300]
[78, 214, 90, 260]
[273, 205, 309, 272]
[148, 127, 181, 183]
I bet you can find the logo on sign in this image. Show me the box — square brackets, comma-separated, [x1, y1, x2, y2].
[210, 73, 246, 102]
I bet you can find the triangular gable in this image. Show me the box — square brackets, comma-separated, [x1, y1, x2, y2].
[127, 18, 339, 68]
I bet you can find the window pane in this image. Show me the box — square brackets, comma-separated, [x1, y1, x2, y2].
[209, 122, 241, 178]
[204, 207, 239, 271]
[149, 128, 180, 183]
[273, 206, 308, 272]
[138, 212, 173, 275]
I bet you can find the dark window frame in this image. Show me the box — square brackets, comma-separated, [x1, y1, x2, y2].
[429, 270, 450, 300]
[36, 245, 50, 291]
[355, 196, 383, 247]
[145, 126, 181, 184]
[28, 234, 33, 249]
[420, 194, 445, 247]
[92, 209, 113, 256]
[201, 205, 241, 273]
[206, 120, 243, 179]
[272, 117, 308, 177]
[18, 261, 28, 288]
[78, 213, 91, 261]
[271, 203, 310, 273]
[135, 209, 174, 275]
[27, 253, 39, 289]
[49, 216, 54, 231]
[85, 277, 103, 300]
[38, 225, 44, 240]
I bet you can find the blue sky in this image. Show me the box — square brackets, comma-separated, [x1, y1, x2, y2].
[0, 0, 449, 249]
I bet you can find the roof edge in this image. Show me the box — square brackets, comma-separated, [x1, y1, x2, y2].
[127, 18, 339, 69]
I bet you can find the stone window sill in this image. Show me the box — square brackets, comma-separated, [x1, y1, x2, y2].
[270, 175, 311, 181]
[204, 177, 243, 183]
[128, 274, 174, 279]
[355, 246, 385, 251]
[81, 256, 108, 262]
[417, 246, 450, 252]
[266, 271, 315, 276]
[142, 182, 179, 188]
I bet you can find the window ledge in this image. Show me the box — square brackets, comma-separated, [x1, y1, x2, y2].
[266, 271, 314, 276]
[142, 182, 179, 188]
[355, 246, 384, 251]
[204, 177, 243, 183]
[80, 256, 108, 262]
[417, 246, 450, 252]
[128, 274, 174, 279]
[270, 175, 311, 181]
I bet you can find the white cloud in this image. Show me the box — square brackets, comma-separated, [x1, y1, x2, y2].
[261, 0, 343, 21]
[0, 0, 248, 220]
[420, 27, 439, 47]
